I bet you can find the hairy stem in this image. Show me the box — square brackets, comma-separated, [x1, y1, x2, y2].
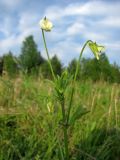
[42, 29, 56, 80]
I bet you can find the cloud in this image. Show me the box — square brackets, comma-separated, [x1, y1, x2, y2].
[0, 10, 41, 55]
[67, 22, 86, 36]
[43, 1, 120, 65]
[0, 0, 120, 65]
[18, 12, 40, 32]
[0, 0, 22, 8]
[98, 17, 120, 28]
[0, 0, 23, 15]
[66, 21, 107, 41]
[44, 1, 120, 20]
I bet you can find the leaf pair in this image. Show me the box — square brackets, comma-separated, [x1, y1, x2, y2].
[54, 70, 73, 101]
[69, 105, 89, 126]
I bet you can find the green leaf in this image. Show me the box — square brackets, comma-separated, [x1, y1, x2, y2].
[54, 70, 73, 97]
[69, 105, 89, 125]
[90, 121, 97, 132]
[57, 140, 64, 160]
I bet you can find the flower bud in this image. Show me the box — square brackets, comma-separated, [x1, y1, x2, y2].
[39, 17, 53, 32]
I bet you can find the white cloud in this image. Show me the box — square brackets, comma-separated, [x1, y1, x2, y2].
[104, 41, 120, 64]
[48, 41, 81, 64]
[83, 32, 107, 42]
[67, 22, 86, 36]
[99, 17, 120, 28]
[0, 0, 21, 8]
[18, 12, 40, 32]
[0, 27, 40, 55]
[0, 10, 41, 54]
[44, 1, 120, 43]
[66, 21, 107, 41]
[0, 35, 18, 54]
[105, 41, 120, 50]
[0, 0, 120, 65]
[0, 28, 9, 37]
[0, 17, 14, 37]
[44, 1, 120, 20]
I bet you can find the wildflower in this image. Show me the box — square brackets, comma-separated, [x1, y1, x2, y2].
[39, 17, 53, 32]
[88, 42, 105, 60]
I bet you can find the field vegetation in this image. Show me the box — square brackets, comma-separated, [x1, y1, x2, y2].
[0, 23, 120, 159]
[0, 74, 120, 159]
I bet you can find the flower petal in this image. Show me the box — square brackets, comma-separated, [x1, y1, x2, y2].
[88, 42, 105, 60]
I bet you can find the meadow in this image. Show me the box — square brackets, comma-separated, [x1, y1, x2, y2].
[0, 75, 120, 160]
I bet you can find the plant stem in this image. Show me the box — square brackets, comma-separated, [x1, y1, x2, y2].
[63, 126, 69, 160]
[42, 29, 56, 80]
[74, 40, 92, 81]
[61, 97, 69, 160]
[67, 40, 92, 124]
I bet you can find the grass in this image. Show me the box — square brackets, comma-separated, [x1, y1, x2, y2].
[0, 75, 120, 160]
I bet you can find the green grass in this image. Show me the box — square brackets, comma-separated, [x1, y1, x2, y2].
[0, 76, 120, 160]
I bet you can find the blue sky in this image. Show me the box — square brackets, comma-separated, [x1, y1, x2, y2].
[0, 0, 120, 66]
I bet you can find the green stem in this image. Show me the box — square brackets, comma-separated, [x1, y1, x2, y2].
[67, 40, 92, 123]
[61, 97, 69, 160]
[67, 83, 74, 123]
[42, 29, 56, 80]
[63, 127, 69, 160]
[74, 40, 92, 81]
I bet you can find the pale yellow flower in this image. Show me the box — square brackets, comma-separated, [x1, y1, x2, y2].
[39, 17, 53, 32]
[88, 42, 105, 60]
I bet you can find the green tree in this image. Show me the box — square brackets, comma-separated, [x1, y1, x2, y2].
[68, 59, 77, 74]
[40, 55, 62, 79]
[51, 55, 62, 76]
[68, 58, 81, 79]
[20, 35, 40, 74]
[3, 52, 18, 77]
[110, 63, 120, 83]
[40, 60, 51, 78]
[0, 56, 3, 76]
[81, 58, 100, 81]
[81, 53, 112, 82]
[81, 53, 120, 83]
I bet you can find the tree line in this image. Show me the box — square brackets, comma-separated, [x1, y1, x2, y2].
[0, 35, 120, 83]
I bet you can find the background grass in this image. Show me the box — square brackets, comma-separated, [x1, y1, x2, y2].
[0, 76, 120, 160]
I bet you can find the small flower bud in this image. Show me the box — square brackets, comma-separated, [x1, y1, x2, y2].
[39, 17, 53, 32]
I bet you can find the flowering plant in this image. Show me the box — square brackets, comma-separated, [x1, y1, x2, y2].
[39, 17, 105, 160]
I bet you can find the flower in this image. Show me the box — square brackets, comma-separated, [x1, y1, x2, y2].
[39, 17, 53, 32]
[88, 42, 105, 60]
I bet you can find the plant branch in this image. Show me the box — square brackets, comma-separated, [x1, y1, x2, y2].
[67, 40, 92, 124]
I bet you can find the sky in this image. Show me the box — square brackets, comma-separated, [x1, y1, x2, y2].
[0, 0, 120, 66]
